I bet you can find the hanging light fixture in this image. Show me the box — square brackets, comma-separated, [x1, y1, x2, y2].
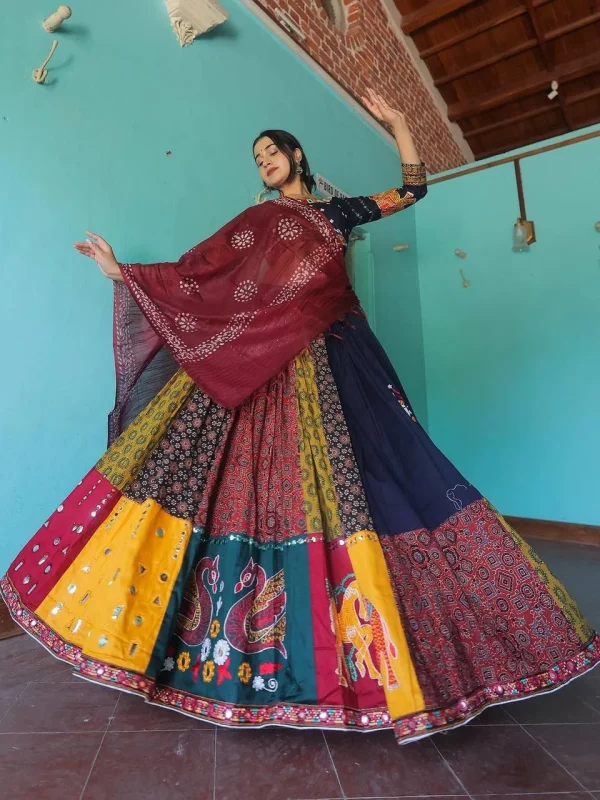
[512, 159, 535, 252]
[512, 219, 530, 252]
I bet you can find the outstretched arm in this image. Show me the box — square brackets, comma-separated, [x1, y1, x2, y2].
[333, 89, 427, 227]
[73, 232, 124, 281]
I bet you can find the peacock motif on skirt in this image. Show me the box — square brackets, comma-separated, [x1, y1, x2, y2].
[175, 555, 220, 645]
[224, 557, 287, 658]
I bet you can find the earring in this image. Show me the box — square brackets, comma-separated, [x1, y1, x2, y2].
[296, 162, 303, 175]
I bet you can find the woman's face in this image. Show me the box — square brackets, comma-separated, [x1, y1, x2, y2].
[254, 137, 300, 189]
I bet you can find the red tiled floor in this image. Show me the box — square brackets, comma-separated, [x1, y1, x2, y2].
[505, 680, 600, 724]
[526, 723, 600, 790]
[0, 632, 68, 690]
[434, 724, 581, 794]
[0, 684, 26, 722]
[81, 729, 216, 800]
[468, 705, 516, 726]
[0, 731, 103, 800]
[326, 730, 464, 798]
[471, 795, 590, 800]
[109, 692, 212, 731]
[216, 728, 343, 800]
[0, 680, 119, 734]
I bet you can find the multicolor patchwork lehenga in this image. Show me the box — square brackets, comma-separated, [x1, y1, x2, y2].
[3, 163, 598, 744]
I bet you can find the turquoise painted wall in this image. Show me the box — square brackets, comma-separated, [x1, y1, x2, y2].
[417, 129, 600, 524]
[0, 0, 425, 570]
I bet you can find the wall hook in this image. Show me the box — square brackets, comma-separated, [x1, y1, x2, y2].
[33, 40, 59, 84]
[43, 5, 72, 33]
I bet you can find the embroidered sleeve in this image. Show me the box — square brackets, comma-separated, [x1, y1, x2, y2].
[336, 163, 428, 228]
[371, 163, 428, 218]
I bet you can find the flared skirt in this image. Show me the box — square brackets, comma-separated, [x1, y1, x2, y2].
[2, 314, 598, 744]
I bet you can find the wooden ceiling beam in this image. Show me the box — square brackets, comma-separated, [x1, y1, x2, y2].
[464, 106, 558, 139]
[419, 0, 553, 59]
[476, 124, 570, 160]
[545, 10, 600, 41]
[566, 85, 600, 106]
[475, 111, 600, 160]
[400, 0, 480, 35]
[464, 83, 600, 139]
[434, 38, 537, 86]
[522, 0, 572, 131]
[523, 0, 551, 64]
[431, 9, 600, 87]
[447, 49, 600, 121]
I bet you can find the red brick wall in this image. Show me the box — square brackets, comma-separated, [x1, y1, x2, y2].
[253, 0, 468, 173]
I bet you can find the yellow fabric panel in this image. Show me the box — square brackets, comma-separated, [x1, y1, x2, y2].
[294, 350, 343, 541]
[346, 531, 425, 718]
[36, 498, 191, 673]
[96, 369, 195, 489]
[494, 507, 593, 643]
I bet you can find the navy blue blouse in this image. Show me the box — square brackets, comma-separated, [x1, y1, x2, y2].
[303, 163, 427, 246]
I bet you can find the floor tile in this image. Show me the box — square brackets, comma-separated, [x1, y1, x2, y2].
[30, 665, 82, 684]
[0, 731, 102, 800]
[0, 633, 68, 690]
[216, 728, 343, 800]
[82, 730, 215, 800]
[472, 795, 589, 800]
[0, 680, 118, 733]
[527, 723, 600, 790]
[469, 706, 516, 725]
[434, 724, 580, 794]
[0, 685, 26, 722]
[506, 681, 600, 724]
[576, 674, 600, 713]
[326, 730, 463, 798]
[109, 692, 212, 731]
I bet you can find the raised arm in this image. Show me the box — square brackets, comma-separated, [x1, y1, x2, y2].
[336, 89, 427, 227]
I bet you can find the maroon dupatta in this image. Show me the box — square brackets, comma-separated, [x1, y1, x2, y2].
[108, 197, 357, 442]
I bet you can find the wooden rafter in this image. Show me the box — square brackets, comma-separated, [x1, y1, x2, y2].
[522, 0, 572, 130]
[431, 8, 600, 86]
[475, 120, 597, 160]
[400, 0, 480, 35]
[545, 10, 600, 40]
[447, 49, 600, 121]
[419, 0, 552, 59]
[434, 39, 537, 87]
[567, 85, 600, 106]
[464, 83, 600, 139]
[523, 0, 551, 64]
[464, 106, 558, 139]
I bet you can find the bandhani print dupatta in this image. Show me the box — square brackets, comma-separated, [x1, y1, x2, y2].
[109, 197, 358, 442]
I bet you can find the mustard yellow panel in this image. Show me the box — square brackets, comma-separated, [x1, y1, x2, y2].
[346, 531, 425, 719]
[36, 498, 191, 673]
[494, 507, 592, 643]
[294, 351, 343, 541]
[96, 369, 195, 489]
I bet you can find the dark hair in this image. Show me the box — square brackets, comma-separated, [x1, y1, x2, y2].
[253, 129, 316, 194]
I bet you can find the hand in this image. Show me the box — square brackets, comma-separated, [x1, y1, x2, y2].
[362, 88, 408, 132]
[73, 232, 122, 281]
